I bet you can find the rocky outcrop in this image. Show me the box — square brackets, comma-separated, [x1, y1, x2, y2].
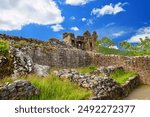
[11, 48, 34, 78]
[34, 64, 50, 77]
[10, 47, 50, 78]
[0, 80, 39, 100]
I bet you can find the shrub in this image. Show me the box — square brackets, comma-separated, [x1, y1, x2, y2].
[0, 39, 9, 56]
[14, 40, 28, 48]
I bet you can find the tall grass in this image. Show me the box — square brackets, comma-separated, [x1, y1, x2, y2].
[0, 74, 92, 100]
[23, 74, 92, 100]
[110, 69, 137, 84]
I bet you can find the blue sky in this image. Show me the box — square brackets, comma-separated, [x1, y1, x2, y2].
[0, 0, 150, 46]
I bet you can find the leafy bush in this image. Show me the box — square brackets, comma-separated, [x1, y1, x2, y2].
[0, 39, 9, 56]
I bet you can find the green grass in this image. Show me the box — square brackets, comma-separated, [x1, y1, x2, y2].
[76, 65, 97, 74]
[0, 77, 13, 85]
[0, 39, 9, 56]
[0, 74, 92, 100]
[110, 69, 137, 84]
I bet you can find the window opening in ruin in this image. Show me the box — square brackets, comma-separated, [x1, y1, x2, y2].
[90, 42, 92, 50]
[72, 40, 75, 46]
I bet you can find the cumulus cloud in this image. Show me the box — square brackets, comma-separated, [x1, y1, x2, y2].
[82, 18, 87, 22]
[0, 0, 64, 31]
[65, 0, 94, 6]
[91, 2, 127, 17]
[51, 24, 64, 32]
[128, 27, 150, 43]
[112, 31, 126, 37]
[70, 27, 79, 31]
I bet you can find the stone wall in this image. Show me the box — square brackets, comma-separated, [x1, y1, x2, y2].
[53, 69, 141, 100]
[22, 47, 150, 84]
[121, 75, 141, 97]
[91, 53, 150, 84]
[53, 69, 123, 100]
[27, 47, 92, 67]
[1, 43, 149, 84]
[0, 80, 39, 100]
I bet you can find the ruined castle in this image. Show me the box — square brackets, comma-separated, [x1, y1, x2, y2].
[63, 30, 98, 51]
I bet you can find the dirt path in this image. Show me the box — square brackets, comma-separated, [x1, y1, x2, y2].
[125, 85, 150, 100]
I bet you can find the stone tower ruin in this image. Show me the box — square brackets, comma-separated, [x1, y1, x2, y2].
[63, 30, 98, 51]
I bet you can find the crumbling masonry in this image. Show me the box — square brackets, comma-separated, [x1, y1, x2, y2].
[63, 30, 98, 51]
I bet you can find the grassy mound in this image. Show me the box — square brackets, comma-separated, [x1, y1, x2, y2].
[110, 69, 137, 84]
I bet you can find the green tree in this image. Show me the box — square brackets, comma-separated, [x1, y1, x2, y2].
[119, 41, 131, 50]
[99, 37, 114, 47]
[0, 39, 9, 56]
[138, 37, 150, 55]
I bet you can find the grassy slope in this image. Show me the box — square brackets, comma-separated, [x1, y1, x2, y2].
[0, 74, 92, 100]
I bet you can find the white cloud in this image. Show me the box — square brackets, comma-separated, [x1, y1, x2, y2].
[65, 0, 94, 6]
[70, 16, 76, 20]
[91, 2, 127, 17]
[70, 27, 79, 31]
[0, 0, 64, 31]
[112, 31, 126, 37]
[82, 18, 87, 22]
[109, 46, 118, 49]
[51, 24, 64, 32]
[105, 22, 115, 27]
[128, 27, 150, 43]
